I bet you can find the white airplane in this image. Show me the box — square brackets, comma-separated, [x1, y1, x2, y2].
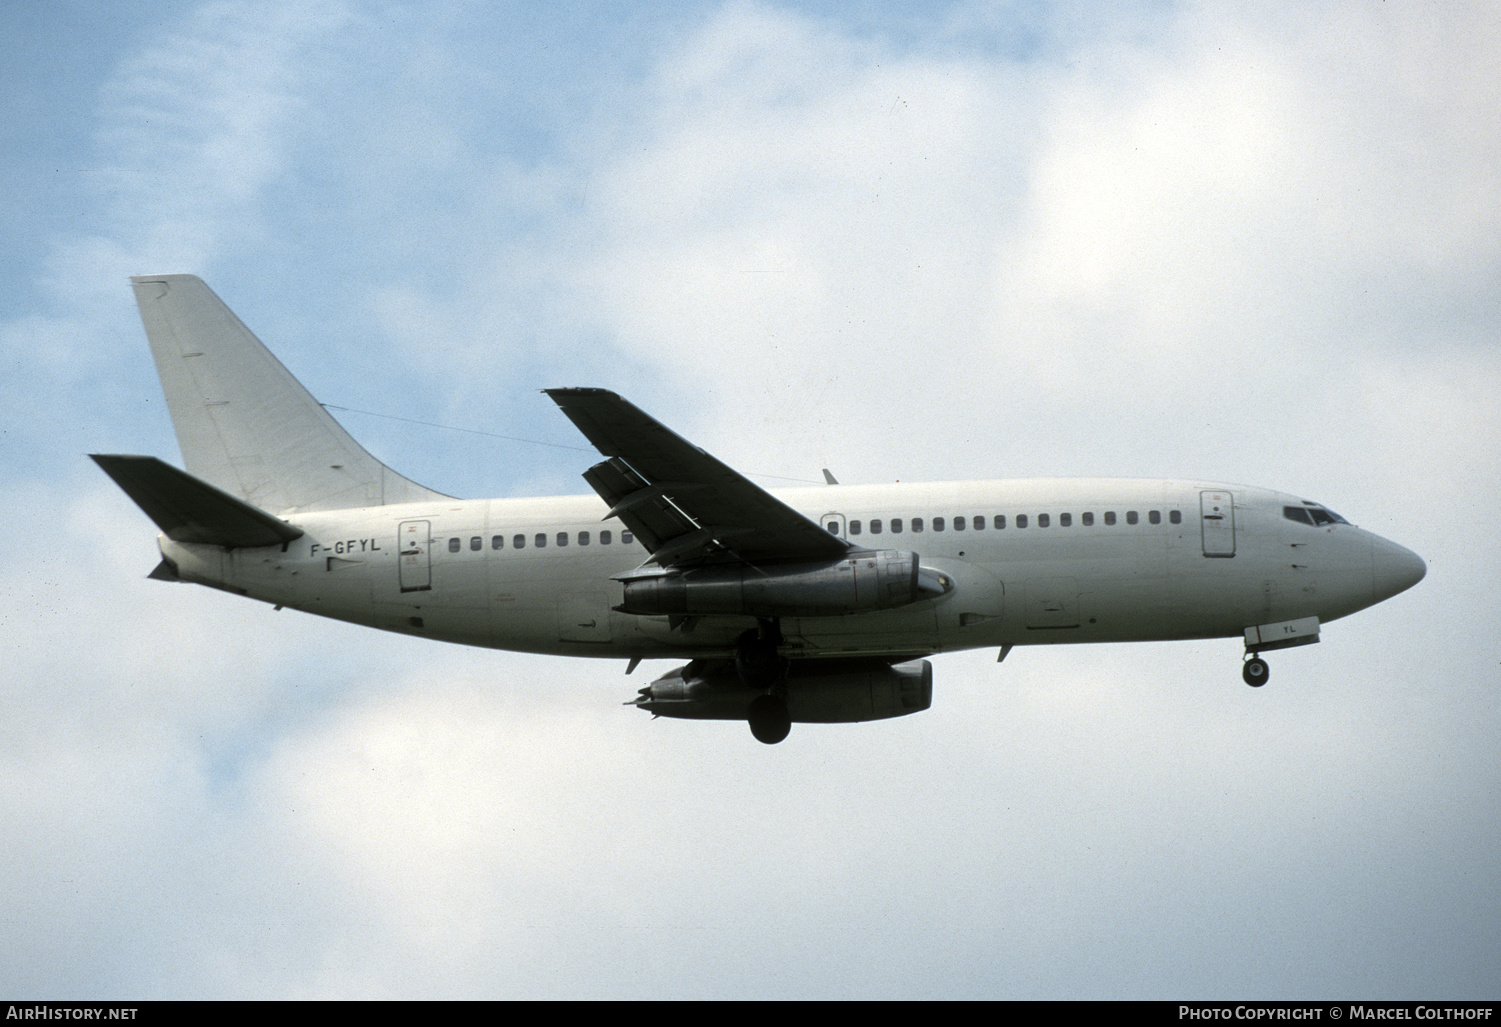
[95, 275, 1426, 743]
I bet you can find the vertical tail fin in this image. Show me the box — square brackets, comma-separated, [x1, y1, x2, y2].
[131, 275, 450, 513]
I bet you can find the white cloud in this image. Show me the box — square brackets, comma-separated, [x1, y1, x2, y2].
[78, 0, 352, 277]
[532, 1, 1501, 491]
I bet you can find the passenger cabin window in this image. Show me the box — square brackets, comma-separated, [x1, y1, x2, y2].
[995, 515, 1006, 529]
[492, 535, 504, 550]
[557, 532, 568, 547]
[600, 530, 612, 545]
[911, 517, 924, 532]
[1149, 511, 1161, 525]
[1016, 514, 1028, 528]
[1038, 513, 1050, 527]
[470, 536, 481, 551]
[1060, 513, 1072, 527]
[932, 517, 944, 532]
[535, 533, 547, 548]
[827, 521, 839, 534]
[850, 520, 862, 535]
[1126, 511, 1139, 525]
[579, 531, 590, 546]
[974, 515, 986, 530]
[1170, 510, 1182, 524]
[622, 531, 634, 544]
[891, 518, 903, 533]
[870, 519, 882, 534]
[513, 534, 526, 549]
[954, 516, 966, 531]
[448, 537, 460, 553]
[1082, 512, 1094, 526]
[1105, 511, 1116, 525]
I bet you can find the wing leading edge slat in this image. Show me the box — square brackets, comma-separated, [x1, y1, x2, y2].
[545, 388, 848, 568]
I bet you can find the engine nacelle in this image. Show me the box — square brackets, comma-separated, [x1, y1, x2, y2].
[616, 551, 949, 617]
[634, 658, 933, 723]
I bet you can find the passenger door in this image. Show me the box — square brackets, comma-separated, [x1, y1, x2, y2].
[1200, 491, 1235, 557]
[398, 520, 432, 592]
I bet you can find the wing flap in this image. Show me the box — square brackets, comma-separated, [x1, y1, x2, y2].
[546, 389, 847, 567]
[92, 454, 304, 548]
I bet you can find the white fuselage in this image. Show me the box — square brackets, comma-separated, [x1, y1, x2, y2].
[158, 477, 1424, 663]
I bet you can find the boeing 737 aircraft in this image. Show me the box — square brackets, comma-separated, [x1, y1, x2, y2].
[94, 275, 1426, 742]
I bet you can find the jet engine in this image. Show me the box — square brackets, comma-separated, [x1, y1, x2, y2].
[615, 551, 950, 617]
[633, 657, 932, 728]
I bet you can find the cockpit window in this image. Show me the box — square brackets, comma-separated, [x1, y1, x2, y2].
[1285, 504, 1350, 526]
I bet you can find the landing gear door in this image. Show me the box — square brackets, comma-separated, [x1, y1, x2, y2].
[398, 519, 432, 592]
[1200, 491, 1235, 557]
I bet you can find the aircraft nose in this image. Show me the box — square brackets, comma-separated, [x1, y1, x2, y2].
[1371, 536, 1426, 602]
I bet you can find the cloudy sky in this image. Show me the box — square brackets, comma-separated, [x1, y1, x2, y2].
[3, 0, 1498, 999]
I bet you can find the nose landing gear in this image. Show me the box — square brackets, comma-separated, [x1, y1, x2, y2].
[1240, 617, 1320, 688]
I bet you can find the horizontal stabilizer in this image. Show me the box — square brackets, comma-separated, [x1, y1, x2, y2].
[92, 454, 304, 549]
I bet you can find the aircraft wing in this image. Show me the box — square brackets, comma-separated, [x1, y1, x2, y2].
[545, 388, 850, 568]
